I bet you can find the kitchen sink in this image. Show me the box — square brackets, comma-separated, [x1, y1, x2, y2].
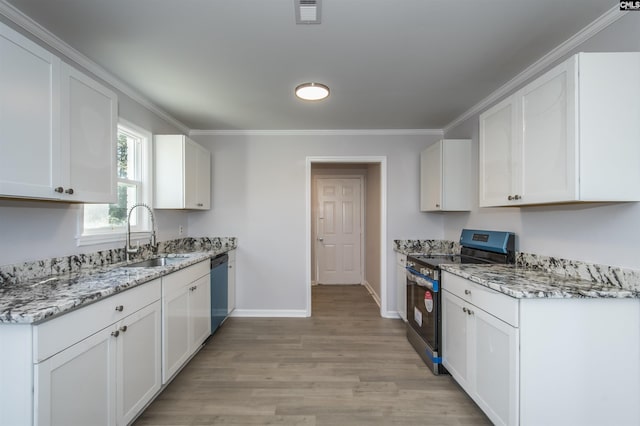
[124, 256, 187, 268]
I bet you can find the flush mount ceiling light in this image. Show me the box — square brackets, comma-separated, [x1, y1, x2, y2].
[295, 82, 330, 101]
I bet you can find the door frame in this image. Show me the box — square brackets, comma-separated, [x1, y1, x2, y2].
[313, 175, 365, 285]
[305, 156, 388, 317]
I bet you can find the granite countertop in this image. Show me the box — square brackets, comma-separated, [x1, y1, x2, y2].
[0, 249, 231, 324]
[440, 264, 639, 299]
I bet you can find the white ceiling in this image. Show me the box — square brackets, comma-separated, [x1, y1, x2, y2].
[4, 0, 618, 131]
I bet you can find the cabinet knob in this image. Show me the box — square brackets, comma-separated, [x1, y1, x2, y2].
[65, 188, 74, 195]
[464, 289, 471, 295]
[467, 309, 474, 316]
[462, 307, 467, 313]
[197, 203, 203, 207]
[514, 194, 521, 200]
[507, 195, 513, 200]
[119, 325, 128, 332]
[54, 187, 64, 193]
[435, 204, 440, 208]
[115, 305, 124, 312]
[111, 330, 120, 338]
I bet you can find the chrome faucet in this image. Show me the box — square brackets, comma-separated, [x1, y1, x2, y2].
[126, 203, 157, 261]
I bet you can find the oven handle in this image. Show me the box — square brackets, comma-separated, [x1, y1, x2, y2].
[405, 267, 439, 292]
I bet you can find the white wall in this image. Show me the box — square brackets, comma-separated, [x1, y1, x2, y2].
[188, 133, 443, 315]
[444, 12, 640, 270]
[0, 16, 189, 265]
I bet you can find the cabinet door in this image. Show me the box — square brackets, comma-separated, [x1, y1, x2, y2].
[196, 145, 211, 209]
[396, 253, 407, 321]
[0, 25, 61, 200]
[190, 274, 212, 349]
[162, 285, 190, 383]
[520, 58, 576, 204]
[35, 326, 116, 426]
[479, 96, 519, 207]
[116, 301, 162, 426]
[420, 142, 442, 211]
[60, 63, 118, 203]
[228, 250, 236, 314]
[473, 308, 519, 426]
[442, 291, 471, 390]
[183, 139, 199, 209]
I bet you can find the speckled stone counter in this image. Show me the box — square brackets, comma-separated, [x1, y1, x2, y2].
[393, 239, 459, 255]
[0, 237, 237, 324]
[441, 264, 640, 299]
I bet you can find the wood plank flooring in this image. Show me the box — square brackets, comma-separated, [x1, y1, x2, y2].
[134, 285, 490, 425]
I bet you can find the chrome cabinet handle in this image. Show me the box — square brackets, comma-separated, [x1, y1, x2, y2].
[111, 330, 120, 338]
[119, 325, 128, 332]
[115, 305, 124, 312]
[464, 289, 471, 295]
[54, 187, 64, 193]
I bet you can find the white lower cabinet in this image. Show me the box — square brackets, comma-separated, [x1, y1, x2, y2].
[34, 280, 162, 426]
[442, 286, 518, 426]
[442, 271, 640, 426]
[162, 261, 211, 383]
[35, 325, 116, 426]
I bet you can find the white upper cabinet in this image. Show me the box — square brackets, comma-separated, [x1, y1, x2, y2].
[60, 63, 118, 203]
[479, 52, 640, 207]
[420, 139, 472, 211]
[154, 134, 211, 210]
[0, 22, 118, 203]
[0, 24, 61, 200]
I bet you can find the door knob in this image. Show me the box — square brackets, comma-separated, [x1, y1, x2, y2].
[317, 237, 324, 242]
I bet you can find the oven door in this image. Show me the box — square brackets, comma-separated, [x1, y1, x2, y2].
[406, 269, 440, 353]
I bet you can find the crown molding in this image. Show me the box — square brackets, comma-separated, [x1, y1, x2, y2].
[443, 5, 628, 134]
[0, 0, 191, 134]
[189, 128, 444, 137]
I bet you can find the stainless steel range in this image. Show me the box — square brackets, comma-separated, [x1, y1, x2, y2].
[405, 229, 515, 374]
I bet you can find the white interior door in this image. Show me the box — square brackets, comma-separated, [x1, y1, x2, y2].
[316, 178, 362, 284]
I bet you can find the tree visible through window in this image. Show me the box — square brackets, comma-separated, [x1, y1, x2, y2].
[83, 124, 145, 234]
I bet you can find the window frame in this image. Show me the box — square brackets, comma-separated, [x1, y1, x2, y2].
[77, 119, 153, 247]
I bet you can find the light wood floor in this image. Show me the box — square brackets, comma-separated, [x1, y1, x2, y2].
[134, 285, 491, 425]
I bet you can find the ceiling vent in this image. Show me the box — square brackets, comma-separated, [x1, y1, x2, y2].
[295, 0, 321, 24]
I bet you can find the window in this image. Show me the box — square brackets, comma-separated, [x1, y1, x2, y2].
[78, 120, 151, 246]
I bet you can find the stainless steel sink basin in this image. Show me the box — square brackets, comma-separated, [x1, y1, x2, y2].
[124, 256, 186, 268]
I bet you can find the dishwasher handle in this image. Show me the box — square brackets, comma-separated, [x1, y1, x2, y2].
[210, 253, 229, 269]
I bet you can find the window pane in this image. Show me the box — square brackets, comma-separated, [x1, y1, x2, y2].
[84, 183, 138, 230]
[117, 129, 141, 180]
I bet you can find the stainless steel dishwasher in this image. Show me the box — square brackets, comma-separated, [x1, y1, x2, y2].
[210, 253, 229, 334]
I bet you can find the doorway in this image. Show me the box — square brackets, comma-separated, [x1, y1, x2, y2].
[314, 176, 364, 285]
[305, 157, 387, 317]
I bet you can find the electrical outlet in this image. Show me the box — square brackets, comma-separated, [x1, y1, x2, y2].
[178, 225, 184, 235]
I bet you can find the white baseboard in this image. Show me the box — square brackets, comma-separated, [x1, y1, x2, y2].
[230, 309, 309, 318]
[381, 310, 401, 319]
[362, 280, 381, 308]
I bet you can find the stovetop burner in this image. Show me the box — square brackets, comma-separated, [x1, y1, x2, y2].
[408, 254, 494, 270]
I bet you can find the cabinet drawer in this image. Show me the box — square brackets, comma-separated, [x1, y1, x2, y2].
[443, 272, 519, 327]
[162, 260, 210, 296]
[33, 279, 161, 362]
